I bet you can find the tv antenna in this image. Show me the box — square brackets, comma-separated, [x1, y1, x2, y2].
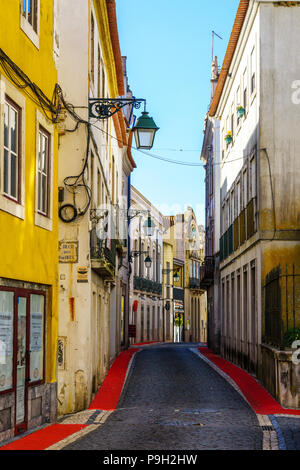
[212, 31, 223, 62]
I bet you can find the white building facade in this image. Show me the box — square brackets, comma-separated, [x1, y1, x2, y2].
[207, 0, 300, 407]
[129, 187, 163, 344]
[56, 0, 132, 415]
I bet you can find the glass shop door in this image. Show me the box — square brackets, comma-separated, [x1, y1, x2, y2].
[15, 296, 28, 435]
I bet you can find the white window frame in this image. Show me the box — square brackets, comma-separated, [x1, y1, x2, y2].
[250, 46, 256, 96]
[3, 100, 20, 202]
[250, 156, 256, 199]
[37, 128, 50, 216]
[20, 0, 40, 49]
[0, 76, 25, 220]
[35, 110, 54, 231]
[237, 181, 241, 215]
[231, 190, 235, 223]
[53, 0, 60, 62]
[243, 169, 248, 208]
[243, 68, 248, 115]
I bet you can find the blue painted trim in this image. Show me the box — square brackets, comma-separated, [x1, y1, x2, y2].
[269, 415, 287, 450]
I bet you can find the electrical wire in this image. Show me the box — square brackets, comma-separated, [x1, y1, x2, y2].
[89, 119, 255, 168]
[0, 51, 92, 217]
[0, 48, 60, 123]
[63, 123, 92, 216]
[0, 48, 265, 215]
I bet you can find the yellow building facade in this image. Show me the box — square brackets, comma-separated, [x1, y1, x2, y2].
[162, 239, 174, 342]
[0, 1, 59, 443]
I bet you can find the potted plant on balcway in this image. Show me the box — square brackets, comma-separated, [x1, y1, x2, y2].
[237, 105, 245, 118]
[225, 131, 232, 145]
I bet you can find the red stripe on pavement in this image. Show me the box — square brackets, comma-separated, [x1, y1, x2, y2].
[0, 348, 139, 450]
[133, 341, 160, 346]
[198, 347, 300, 416]
[89, 348, 140, 410]
[0, 424, 87, 451]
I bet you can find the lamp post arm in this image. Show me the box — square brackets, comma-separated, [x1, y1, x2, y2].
[89, 98, 146, 120]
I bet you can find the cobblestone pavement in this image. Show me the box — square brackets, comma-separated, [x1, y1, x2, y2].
[64, 344, 263, 450]
[272, 416, 300, 450]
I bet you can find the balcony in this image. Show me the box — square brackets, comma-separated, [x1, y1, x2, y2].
[133, 276, 162, 295]
[90, 228, 116, 280]
[220, 198, 257, 263]
[200, 256, 214, 290]
[189, 277, 200, 289]
[173, 287, 184, 301]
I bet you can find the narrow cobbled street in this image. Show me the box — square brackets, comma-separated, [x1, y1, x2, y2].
[64, 344, 262, 451]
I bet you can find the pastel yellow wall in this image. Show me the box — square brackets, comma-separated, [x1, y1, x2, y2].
[0, 1, 59, 383]
[262, 242, 300, 331]
[163, 241, 173, 288]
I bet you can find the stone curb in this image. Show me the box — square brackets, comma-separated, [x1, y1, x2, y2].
[189, 348, 281, 451]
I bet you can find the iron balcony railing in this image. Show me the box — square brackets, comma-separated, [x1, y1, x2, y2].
[90, 227, 116, 277]
[220, 197, 257, 263]
[189, 277, 200, 289]
[199, 256, 214, 289]
[133, 276, 162, 295]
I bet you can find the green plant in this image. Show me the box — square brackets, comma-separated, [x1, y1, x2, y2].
[283, 328, 300, 348]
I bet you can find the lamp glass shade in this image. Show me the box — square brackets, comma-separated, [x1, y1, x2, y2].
[144, 255, 152, 269]
[133, 112, 159, 150]
[143, 216, 155, 237]
[173, 272, 180, 283]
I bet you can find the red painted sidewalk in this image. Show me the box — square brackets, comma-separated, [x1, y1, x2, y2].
[0, 347, 140, 451]
[89, 347, 140, 410]
[198, 347, 300, 416]
[0, 424, 87, 451]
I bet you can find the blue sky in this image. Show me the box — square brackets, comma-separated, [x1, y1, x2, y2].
[116, 0, 239, 225]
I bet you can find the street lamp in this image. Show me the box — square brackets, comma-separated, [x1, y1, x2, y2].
[144, 255, 152, 269]
[89, 98, 159, 150]
[162, 267, 181, 284]
[133, 111, 159, 150]
[143, 214, 156, 237]
[130, 251, 152, 270]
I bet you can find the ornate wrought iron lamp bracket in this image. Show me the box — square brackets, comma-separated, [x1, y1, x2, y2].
[89, 98, 146, 120]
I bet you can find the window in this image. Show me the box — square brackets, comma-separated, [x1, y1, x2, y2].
[0, 289, 46, 396]
[237, 181, 241, 215]
[97, 169, 101, 207]
[251, 47, 256, 95]
[221, 204, 225, 235]
[0, 78, 25, 219]
[22, 0, 38, 33]
[152, 248, 156, 281]
[243, 69, 248, 112]
[21, 0, 39, 48]
[243, 170, 248, 208]
[231, 190, 235, 223]
[0, 290, 14, 392]
[236, 86, 241, 126]
[29, 294, 45, 383]
[35, 110, 54, 230]
[97, 45, 101, 97]
[102, 69, 105, 98]
[37, 128, 50, 216]
[250, 157, 256, 199]
[226, 198, 230, 230]
[3, 98, 21, 202]
[90, 14, 95, 84]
